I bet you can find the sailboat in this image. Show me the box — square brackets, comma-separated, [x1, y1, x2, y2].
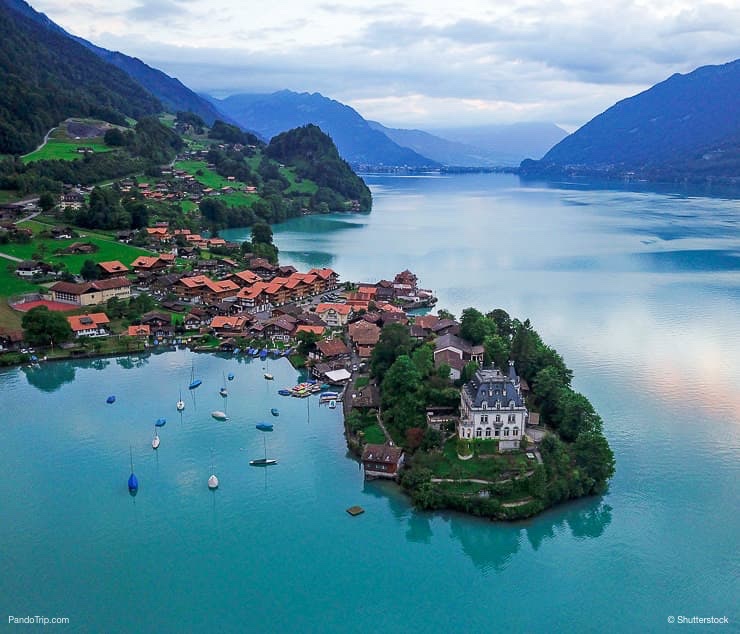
[211, 410, 228, 421]
[188, 361, 202, 390]
[127, 446, 139, 494]
[208, 449, 219, 490]
[176, 387, 185, 412]
[219, 372, 228, 397]
[152, 429, 160, 449]
[155, 417, 167, 427]
[227, 372, 235, 381]
[250, 428, 277, 466]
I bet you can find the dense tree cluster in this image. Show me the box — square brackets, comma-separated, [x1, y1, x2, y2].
[21, 306, 73, 347]
[265, 124, 372, 211]
[208, 120, 262, 146]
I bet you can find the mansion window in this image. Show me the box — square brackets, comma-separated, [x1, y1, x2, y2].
[481, 415, 488, 423]
[495, 414, 501, 423]
[508, 414, 515, 423]
[503, 428, 510, 436]
[495, 429, 500, 437]
[485, 428, 491, 437]
[510, 402, 515, 410]
[476, 428, 482, 437]
[513, 428, 519, 436]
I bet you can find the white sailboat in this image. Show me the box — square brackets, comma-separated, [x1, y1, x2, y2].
[152, 429, 160, 449]
[219, 372, 228, 397]
[208, 449, 219, 490]
[250, 429, 277, 466]
[176, 387, 185, 412]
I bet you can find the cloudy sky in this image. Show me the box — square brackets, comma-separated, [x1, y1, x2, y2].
[33, 0, 740, 130]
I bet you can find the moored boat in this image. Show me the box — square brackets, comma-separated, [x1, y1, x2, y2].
[278, 389, 291, 396]
[106, 395, 116, 404]
[155, 417, 167, 427]
[249, 458, 278, 466]
[255, 422, 273, 431]
[152, 431, 160, 449]
[264, 373, 274, 380]
[211, 410, 228, 421]
[271, 408, 279, 416]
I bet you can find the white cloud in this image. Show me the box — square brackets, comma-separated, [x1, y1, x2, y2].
[31, 0, 740, 129]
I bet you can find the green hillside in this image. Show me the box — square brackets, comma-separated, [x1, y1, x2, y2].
[0, 1, 160, 155]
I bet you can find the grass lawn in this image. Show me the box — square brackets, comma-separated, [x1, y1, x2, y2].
[22, 124, 115, 163]
[1, 221, 152, 274]
[0, 190, 19, 204]
[361, 424, 386, 444]
[181, 200, 198, 213]
[159, 114, 176, 128]
[354, 376, 370, 389]
[221, 192, 261, 208]
[414, 438, 529, 480]
[0, 263, 39, 297]
[174, 160, 236, 189]
[284, 167, 318, 195]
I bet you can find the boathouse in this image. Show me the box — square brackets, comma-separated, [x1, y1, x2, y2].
[361, 444, 405, 480]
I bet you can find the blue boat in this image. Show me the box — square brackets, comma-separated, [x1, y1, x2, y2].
[106, 395, 116, 404]
[188, 379, 202, 389]
[127, 448, 138, 494]
[278, 389, 291, 396]
[251, 348, 260, 357]
[233, 348, 240, 355]
[259, 348, 268, 360]
[271, 408, 279, 417]
[227, 372, 235, 381]
[256, 422, 273, 432]
[155, 417, 167, 427]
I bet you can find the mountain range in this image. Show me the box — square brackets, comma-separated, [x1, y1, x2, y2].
[522, 59, 740, 181]
[207, 91, 439, 168]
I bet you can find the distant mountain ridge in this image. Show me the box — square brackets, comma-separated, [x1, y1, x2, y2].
[369, 121, 567, 166]
[2, 0, 232, 127]
[208, 91, 439, 168]
[522, 59, 740, 182]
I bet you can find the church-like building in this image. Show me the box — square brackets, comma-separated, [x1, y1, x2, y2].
[458, 361, 529, 451]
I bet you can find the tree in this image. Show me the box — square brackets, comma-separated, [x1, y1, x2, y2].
[381, 354, 425, 434]
[251, 221, 273, 245]
[104, 128, 125, 146]
[484, 333, 510, 371]
[370, 322, 415, 379]
[460, 307, 495, 345]
[487, 308, 512, 338]
[80, 259, 100, 281]
[574, 431, 616, 494]
[39, 192, 56, 212]
[295, 330, 320, 355]
[459, 360, 479, 384]
[554, 389, 603, 442]
[405, 427, 425, 450]
[533, 366, 568, 424]
[437, 308, 455, 321]
[411, 344, 434, 378]
[22, 306, 72, 347]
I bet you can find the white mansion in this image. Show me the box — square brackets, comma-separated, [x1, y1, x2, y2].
[459, 362, 529, 451]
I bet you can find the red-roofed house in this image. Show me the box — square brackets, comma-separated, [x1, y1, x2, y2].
[67, 313, 110, 337]
[97, 260, 130, 279]
[295, 324, 326, 337]
[315, 303, 352, 327]
[209, 315, 250, 336]
[131, 256, 167, 272]
[127, 324, 150, 337]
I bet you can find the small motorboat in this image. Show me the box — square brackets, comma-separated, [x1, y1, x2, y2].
[219, 386, 228, 397]
[255, 422, 273, 432]
[328, 400, 336, 409]
[208, 474, 219, 490]
[227, 372, 235, 381]
[152, 431, 160, 449]
[249, 458, 277, 466]
[264, 373, 274, 380]
[211, 411, 228, 421]
[259, 348, 268, 360]
[155, 417, 167, 427]
[106, 395, 116, 404]
[278, 389, 291, 396]
[271, 408, 279, 417]
[233, 348, 240, 355]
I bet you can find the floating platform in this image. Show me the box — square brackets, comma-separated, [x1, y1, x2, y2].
[346, 506, 364, 516]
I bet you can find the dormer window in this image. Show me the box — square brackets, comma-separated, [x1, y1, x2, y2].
[496, 401, 501, 410]
[482, 401, 487, 410]
[510, 402, 514, 410]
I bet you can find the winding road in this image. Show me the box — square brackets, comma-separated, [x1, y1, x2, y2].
[21, 127, 57, 158]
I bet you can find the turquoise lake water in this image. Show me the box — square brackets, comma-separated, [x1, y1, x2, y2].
[3, 174, 740, 632]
